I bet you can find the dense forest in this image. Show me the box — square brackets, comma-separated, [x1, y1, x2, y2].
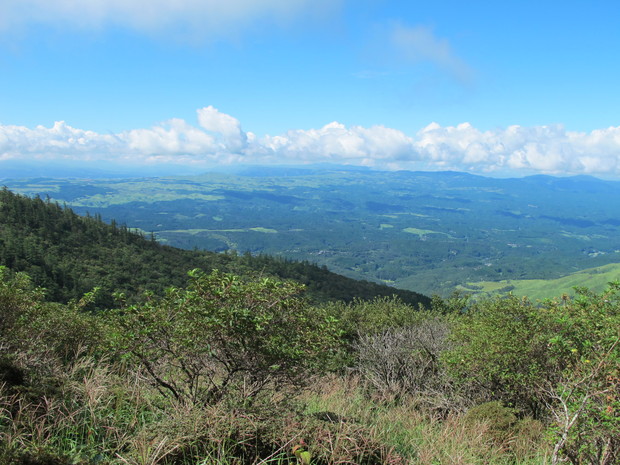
[0, 188, 618, 465]
[0, 188, 429, 308]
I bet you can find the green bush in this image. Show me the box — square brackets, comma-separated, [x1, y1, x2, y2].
[0, 266, 104, 370]
[110, 269, 342, 405]
[444, 294, 551, 415]
[0, 267, 44, 345]
[324, 296, 420, 340]
[445, 286, 620, 464]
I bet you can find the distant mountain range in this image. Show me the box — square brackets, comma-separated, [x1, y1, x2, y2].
[4, 165, 620, 297]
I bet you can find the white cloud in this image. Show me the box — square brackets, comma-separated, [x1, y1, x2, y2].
[197, 106, 248, 152]
[2, 107, 620, 177]
[260, 122, 413, 164]
[125, 118, 217, 156]
[411, 123, 620, 175]
[0, 121, 119, 159]
[0, 0, 336, 39]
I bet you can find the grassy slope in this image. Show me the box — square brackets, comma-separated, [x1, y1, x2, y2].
[460, 262, 620, 301]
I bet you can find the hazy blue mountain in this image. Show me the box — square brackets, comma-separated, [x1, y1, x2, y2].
[0, 160, 200, 179]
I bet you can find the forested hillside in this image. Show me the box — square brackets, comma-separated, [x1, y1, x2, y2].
[0, 188, 430, 308]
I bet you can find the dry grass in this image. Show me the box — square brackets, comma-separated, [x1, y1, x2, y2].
[301, 374, 550, 465]
[1, 354, 550, 465]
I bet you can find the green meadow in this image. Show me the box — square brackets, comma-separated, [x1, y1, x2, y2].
[461, 262, 620, 301]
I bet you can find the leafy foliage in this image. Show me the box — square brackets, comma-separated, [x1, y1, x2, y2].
[110, 270, 342, 405]
[446, 287, 620, 464]
[0, 268, 409, 464]
[444, 294, 552, 415]
[324, 296, 426, 341]
[542, 285, 620, 465]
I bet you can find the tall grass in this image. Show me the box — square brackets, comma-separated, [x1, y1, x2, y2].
[1, 355, 550, 465]
[0, 356, 160, 464]
[301, 375, 550, 465]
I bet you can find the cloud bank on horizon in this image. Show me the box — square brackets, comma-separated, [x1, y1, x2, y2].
[2, 107, 620, 177]
[2, 1, 619, 178]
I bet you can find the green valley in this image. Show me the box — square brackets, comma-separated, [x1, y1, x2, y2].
[0, 188, 429, 308]
[5, 166, 620, 297]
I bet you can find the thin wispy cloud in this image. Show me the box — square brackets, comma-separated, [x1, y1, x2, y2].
[2, 107, 620, 177]
[0, 0, 338, 40]
[390, 24, 474, 84]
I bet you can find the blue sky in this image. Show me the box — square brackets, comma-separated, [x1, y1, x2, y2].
[1, 0, 620, 177]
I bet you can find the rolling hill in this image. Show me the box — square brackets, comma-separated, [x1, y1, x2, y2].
[460, 262, 620, 301]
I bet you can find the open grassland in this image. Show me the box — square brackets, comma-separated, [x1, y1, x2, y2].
[402, 227, 439, 236]
[461, 262, 620, 301]
[158, 227, 278, 235]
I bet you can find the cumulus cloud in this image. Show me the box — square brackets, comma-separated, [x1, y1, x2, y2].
[125, 118, 217, 156]
[260, 122, 413, 166]
[0, 0, 336, 39]
[412, 123, 620, 175]
[0, 121, 120, 160]
[197, 106, 248, 152]
[2, 107, 620, 177]
[390, 24, 474, 84]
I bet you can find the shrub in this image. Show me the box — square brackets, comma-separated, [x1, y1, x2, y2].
[0, 267, 44, 347]
[110, 269, 342, 405]
[543, 286, 620, 465]
[444, 294, 554, 415]
[353, 314, 455, 408]
[445, 286, 620, 464]
[324, 296, 422, 341]
[0, 267, 104, 375]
